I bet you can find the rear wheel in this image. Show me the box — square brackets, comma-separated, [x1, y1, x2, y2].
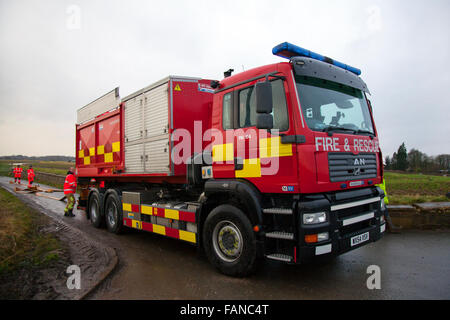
[89, 192, 103, 228]
[203, 204, 257, 277]
[105, 191, 123, 234]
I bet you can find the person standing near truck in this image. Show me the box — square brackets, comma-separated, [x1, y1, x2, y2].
[27, 165, 35, 188]
[377, 178, 401, 233]
[63, 167, 77, 217]
[13, 164, 23, 184]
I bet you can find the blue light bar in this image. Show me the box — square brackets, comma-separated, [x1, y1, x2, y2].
[272, 42, 362, 76]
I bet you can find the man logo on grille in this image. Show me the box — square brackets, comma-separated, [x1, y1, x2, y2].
[354, 158, 366, 166]
[354, 168, 361, 176]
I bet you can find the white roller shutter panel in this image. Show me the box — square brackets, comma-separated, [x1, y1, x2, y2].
[124, 96, 143, 143]
[144, 83, 169, 138]
[124, 144, 144, 173]
[144, 139, 170, 173]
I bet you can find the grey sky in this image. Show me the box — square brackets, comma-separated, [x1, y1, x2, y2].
[0, 0, 449, 157]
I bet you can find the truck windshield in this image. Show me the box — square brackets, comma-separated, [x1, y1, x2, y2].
[295, 75, 374, 135]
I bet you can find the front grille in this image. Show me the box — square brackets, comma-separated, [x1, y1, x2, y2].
[328, 153, 377, 182]
[334, 200, 379, 220]
[330, 195, 380, 237]
[340, 219, 372, 237]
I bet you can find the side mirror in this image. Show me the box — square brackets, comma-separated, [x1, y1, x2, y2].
[256, 113, 273, 130]
[255, 81, 273, 114]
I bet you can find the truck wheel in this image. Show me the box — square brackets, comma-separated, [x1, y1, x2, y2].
[89, 192, 104, 228]
[203, 204, 257, 277]
[104, 192, 123, 234]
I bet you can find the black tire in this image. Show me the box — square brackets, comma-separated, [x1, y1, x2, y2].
[203, 204, 257, 277]
[89, 192, 104, 228]
[104, 191, 123, 234]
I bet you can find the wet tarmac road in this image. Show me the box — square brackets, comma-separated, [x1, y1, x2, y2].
[2, 177, 449, 300]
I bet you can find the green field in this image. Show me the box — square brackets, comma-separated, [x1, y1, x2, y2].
[0, 160, 72, 188]
[384, 171, 450, 204]
[0, 160, 72, 176]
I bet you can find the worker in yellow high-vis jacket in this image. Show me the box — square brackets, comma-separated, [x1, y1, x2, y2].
[63, 167, 77, 217]
[377, 178, 401, 233]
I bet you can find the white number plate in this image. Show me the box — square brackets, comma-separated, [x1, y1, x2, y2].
[351, 232, 369, 247]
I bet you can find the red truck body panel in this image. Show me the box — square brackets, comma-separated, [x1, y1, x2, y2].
[170, 78, 213, 177]
[76, 108, 124, 177]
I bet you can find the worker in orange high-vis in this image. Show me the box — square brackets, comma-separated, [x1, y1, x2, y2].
[27, 165, 35, 188]
[14, 164, 23, 184]
[63, 167, 77, 217]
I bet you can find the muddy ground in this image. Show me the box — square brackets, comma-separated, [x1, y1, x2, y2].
[0, 182, 117, 300]
[0, 211, 73, 299]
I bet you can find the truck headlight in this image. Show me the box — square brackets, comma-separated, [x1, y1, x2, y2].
[303, 212, 327, 225]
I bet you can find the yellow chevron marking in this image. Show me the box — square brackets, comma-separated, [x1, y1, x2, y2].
[212, 143, 234, 162]
[259, 137, 292, 158]
[179, 230, 196, 243]
[104, 152, 113, 163]
[235, 158, 261, 178]
[112, 141, 121, 152]
[164, 209, 179, 220]
[141, 205, 153, 215]
[152, 224, 166, 236]
[122, 203, 131, 212]
[97, 145, 105, 155]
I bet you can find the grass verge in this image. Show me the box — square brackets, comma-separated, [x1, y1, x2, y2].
[389, 194, 449, 205]
[0, 187, 66, 299]
[385, 171, 450, 205]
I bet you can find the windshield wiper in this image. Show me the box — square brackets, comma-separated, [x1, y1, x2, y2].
[355, 129, 375, 138]
[322, 126, 356, 136]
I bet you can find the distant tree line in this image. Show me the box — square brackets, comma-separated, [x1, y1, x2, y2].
[385, 142, 450, 173]
[0, 155, 75, 162]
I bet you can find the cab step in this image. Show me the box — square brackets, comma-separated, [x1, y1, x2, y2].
[265, 231, 294, 240]
[265, 253, 293, 263]
[262, 208, 293, 215]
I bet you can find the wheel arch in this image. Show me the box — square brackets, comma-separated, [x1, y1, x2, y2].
[197, 179, 263, 249]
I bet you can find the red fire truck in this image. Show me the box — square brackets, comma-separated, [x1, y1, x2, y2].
[76, 42, 386, 276]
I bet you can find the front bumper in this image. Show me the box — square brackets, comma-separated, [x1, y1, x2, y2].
[297, 222, 385, 263]
[295, 187, 386, 263]
[261, 186, 387, 264]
